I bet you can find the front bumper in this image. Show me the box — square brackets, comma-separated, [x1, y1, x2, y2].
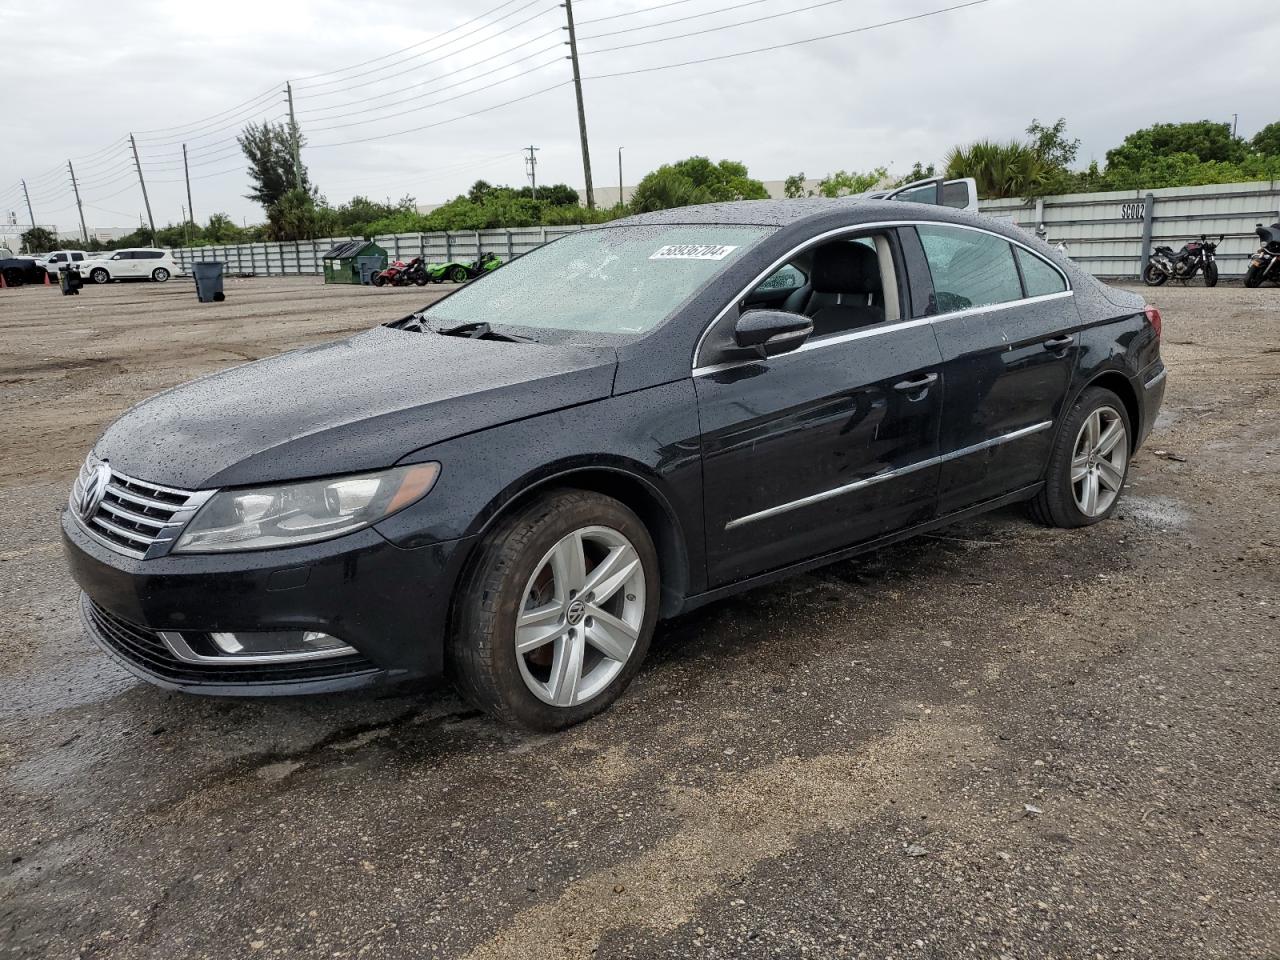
[62, 510, 474, 695]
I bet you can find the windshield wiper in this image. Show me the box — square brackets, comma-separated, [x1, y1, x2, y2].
[435, 321, 534, 343]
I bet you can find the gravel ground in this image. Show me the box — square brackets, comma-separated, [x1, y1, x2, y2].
[0, 277, 1277, 959]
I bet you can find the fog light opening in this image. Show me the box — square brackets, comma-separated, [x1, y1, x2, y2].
[159, 629, 357, 665]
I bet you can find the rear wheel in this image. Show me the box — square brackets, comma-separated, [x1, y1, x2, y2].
[1244, 264, 1264, 288]
[1142, 263, 1167, 286]
[449, 265, 468, 284]
[1204, 261, 1218, 287]
[1029, 387, 1131, 528]
[449, 489, 659, 730]
[371, 273, 386, 287]
[152, 267, 170, 282]
[1, 267, 23, 287]
[90, 268, 109, 284]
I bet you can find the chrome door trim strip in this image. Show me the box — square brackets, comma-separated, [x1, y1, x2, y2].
[723, 420, 1054, 531]
[692, 219, 1073, 372]
[692, 291, 1074, 377]
[1143, 367, 1167, 391]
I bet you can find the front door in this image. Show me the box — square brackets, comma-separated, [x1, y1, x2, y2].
[695, 231, 945, 586]
[906, 224, 1080, 514]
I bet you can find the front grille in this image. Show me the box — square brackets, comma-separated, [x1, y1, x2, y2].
[70, 455, 211, 559]
[81, 596, 379, 686]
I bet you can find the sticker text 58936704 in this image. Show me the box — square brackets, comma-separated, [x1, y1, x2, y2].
[650, 244, 739, 261]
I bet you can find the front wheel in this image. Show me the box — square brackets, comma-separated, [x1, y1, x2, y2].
[1029, 386, 1132, 528]
[449, 489, 659, 730]
[1142, 263, 1167, 286]
[1244, 264, 1264, 288]
[449, 265, 468, 284]
[1204, 261, 1218, 287]
[152, 267, 170, 282]
[90, 268, 110, 284]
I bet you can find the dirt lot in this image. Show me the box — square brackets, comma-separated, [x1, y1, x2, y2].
[0, 276, 1277, 959]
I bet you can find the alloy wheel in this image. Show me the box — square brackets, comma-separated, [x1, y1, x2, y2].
[1071, 405, 1128, 517]
[515, 525, 645, 707]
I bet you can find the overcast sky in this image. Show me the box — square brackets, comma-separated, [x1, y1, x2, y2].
[1, 0, 1272, 232]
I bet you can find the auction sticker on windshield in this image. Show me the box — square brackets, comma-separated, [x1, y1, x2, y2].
[650, 244, 739, 261]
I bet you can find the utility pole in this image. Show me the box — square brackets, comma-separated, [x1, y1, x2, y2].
[562, 0, 594, 210]
[128, 134, 157, 246]
[67, 161, 88, 245]
[181, 205, 190, 247]
[20, 179, 35, 247]
[286, 82, 303, 192]
[617, 146, 624, 209]
[1232, 113, 1239, 138]
[182, 143, 195, 229]
[524, 145, 540, 199]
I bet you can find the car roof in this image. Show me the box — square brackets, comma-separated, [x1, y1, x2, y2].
[605, 197, 986, 230]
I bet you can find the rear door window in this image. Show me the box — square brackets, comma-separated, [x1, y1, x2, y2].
[1014, 247, 1067, 297]
[916, 225, 1022, 314]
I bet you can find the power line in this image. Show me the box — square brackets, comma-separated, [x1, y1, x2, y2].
[584, 0, 996, 74]
[579, 0, 775, 40]
[576, 0, 704, 25]
[132, 84, 282, 137]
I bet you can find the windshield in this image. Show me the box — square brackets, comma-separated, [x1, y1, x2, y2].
[423, 225, 770, 338]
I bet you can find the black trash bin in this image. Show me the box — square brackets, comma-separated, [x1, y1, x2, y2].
[58, 266, 82, 296]
[193, 261, 226, 303]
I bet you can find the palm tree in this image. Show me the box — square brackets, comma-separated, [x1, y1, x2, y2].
[944, 140, 1049, 199]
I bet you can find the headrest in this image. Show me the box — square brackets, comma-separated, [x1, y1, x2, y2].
[810, 242, 881, 295]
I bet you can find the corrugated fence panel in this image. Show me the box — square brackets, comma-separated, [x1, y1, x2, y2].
[167, 184, 1280, 280]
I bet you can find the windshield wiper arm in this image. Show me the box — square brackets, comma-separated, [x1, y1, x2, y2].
[435, 321, 534, 343]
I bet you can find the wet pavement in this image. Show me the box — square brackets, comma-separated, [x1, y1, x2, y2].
[1, 279, 1277, 958]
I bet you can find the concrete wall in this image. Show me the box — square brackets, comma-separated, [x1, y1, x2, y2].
[170, 180, 1280, 279]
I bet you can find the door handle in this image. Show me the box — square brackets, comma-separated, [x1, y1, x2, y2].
[893, 373, 938, 393]
[1042, 335, 1074, 351]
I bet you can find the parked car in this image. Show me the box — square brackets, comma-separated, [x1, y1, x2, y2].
[62, 192, 1166, 730]
[74, 248, 178, 284]
[0, 255, 49, 286]
[37, 250, 89, 276]
[425, 252, 502, 283]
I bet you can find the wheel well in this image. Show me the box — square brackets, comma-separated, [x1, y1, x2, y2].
[472, 469, 691, 618]
[1085, 371, 1140, 451]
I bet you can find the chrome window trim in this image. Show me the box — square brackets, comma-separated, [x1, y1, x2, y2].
[723, 420, 1054, 530]
[158, 631, 358, 665]
[691, 219, 1073, 373]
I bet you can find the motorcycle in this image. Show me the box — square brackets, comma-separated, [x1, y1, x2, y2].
[1143, 234, 1221, 287]
[1244, 223, 1280, 288]
[371, 257, 428, 287]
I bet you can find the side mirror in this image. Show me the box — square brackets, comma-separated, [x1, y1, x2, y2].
[733, 309, 813, 359]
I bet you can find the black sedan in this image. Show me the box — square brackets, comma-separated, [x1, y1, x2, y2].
[62, 196, 1166, 729]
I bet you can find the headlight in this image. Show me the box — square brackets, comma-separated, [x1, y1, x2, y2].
[171, 463, 440, 553]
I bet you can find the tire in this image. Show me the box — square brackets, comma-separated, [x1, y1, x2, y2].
[413, 274, 428, 286]
[2, 268, 23, 287]
[1204, 261, 1218, 287]
[371, 273, 386, 287]
[90, 268, 110, 284]
[449, 489, 660, 730]
[152, 267, 170, 282]
[1142, 263, 1167, 286]
[1029, 386, 1132, 529]
[449, 265, 468, 284]
[1244, 265, 1263, 288]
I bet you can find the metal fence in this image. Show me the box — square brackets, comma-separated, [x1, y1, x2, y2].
[979, 180, 1280, 278]
[169, 181, 1280, 280]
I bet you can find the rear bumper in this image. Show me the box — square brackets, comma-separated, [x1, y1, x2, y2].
[1138, 361, 1167, 448]
[62, 510, 474, 695]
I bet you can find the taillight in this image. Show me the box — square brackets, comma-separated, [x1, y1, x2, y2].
[1144, 304, 1162, 340]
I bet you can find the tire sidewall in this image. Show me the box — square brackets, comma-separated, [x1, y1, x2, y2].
[455, 492, 659, 730]
[1204, 262, 1218, 287]
[1142, 264, 1167, 286]
[1042, 387, 1133, 528]
[152, 268, 169, 282]
[91, 268, 109, 284]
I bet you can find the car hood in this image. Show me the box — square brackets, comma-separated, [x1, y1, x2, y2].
[95, 325, 618, 489]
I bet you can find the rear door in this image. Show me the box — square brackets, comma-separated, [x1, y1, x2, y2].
[905, 223, 1079, 514]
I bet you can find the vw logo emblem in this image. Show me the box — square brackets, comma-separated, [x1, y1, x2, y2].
[79, 462, 111, 521]
[566, 599, 587, 625]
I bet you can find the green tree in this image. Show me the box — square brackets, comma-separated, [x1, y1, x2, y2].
[266, 188, 325, 241]
[239, 119, 311, 211]
[1252, 121, 1280, 156]
[629, 156, 768, 213]
[893, 162, 937, 186]
[204, 213, 248, 243]
[814, 167, 888, 198]
[19, 226, 57, 253]
[467, 180, 496, 204]
[1106, 121, 1246, 175]
[1027, 117, 1079, 169]
[783, 172, 808, 199]
[945, 140, 1049, 199]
